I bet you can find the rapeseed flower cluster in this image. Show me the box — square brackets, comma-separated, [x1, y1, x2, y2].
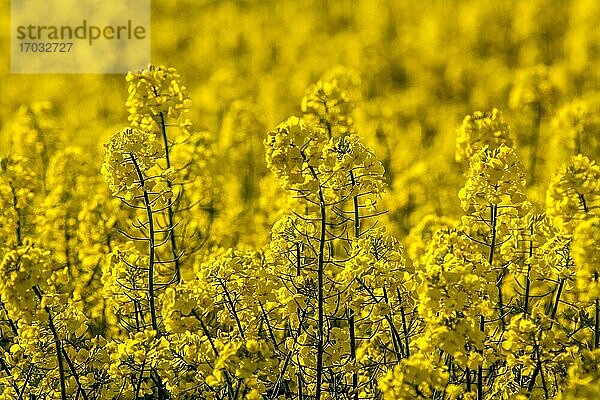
[2, 1, 600, 398]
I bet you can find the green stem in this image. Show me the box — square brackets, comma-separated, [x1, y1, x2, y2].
[298, 369, 304, 400]
[595, 272, 599, 349]
[579, 193, 589, 214]
[477, 315, 484, 400]
[158, 111, 181, 283]
[349, 170, 359, 399]
[270, 350, 294, 399]
[259, 300, 279, 350]
[0, 358, 20, 395]
[466, 367, 471, 392]
[349, 170, 360, 238]
[348, 309, 358, 400]
[220, 281, 245, 340]
[528, 279, 564, 394]
[0, 299, 18, 335]
[33, 286, 66, 400]
[579, 194, 598, 348]
[384, 286, 404, 357]
[18, 365, 34, 400]
[198, 315, 235, 400]
[488, 205, 504, 328]
[312, 166, 327, 400]
[524, 224, 534, 316]
[130, 153, 158, 333]
[475, 204, 499, 400]
[527, 344, 546, 396]
[62, 347, 89, 400]
[357, 279, 402, 358]
[9, 184, 22, 246]
[524, 263, 532, 316]
[400, 305, 410, 358]
[550, 279, 564, 321]
[296, 243, 301, 276]
[134, 357, 146, 399]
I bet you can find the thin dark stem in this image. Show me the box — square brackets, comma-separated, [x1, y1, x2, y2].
[158, 111, 181, 283]
[311, 164, 326, 400]
[400, 305, 410, 358]
[259, 300, 278, 350]
[579, 193, 589, 214]
[528, 279, 564, 394]
[595, 272, 600, 349]
[9, 185, 22, 246]
[384, 286, 404, 357]
[357, 279, 401, 358]
[348, 309, 358, 400]
[220, 281, 245, 340]
[198, 316, 235, 400]
[524, 224, 534, 316]
[579, 194, 598, 348]
[296, 243, 301, 276]
[130, 153, 159, 333]
[477, 315, 484, 400]
[0, 358, 20, 395]
[349, 171, 360, 238]
[33, 286, 67, 400]
[466, 367, 471, 392]
[0, 299, 18, 335]
[18, 365, 34, 400]
[62, 348, 89, 400]
[349, 170, 359, 400]
[550, 279, 564, 321]
[488, 205, 504, 328]
[298, 370, 304, 400]
[134, 358, 146, 399]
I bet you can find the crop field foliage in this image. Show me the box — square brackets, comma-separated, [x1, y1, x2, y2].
[1, 1, 600, 399]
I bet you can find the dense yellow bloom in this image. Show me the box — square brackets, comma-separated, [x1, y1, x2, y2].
[101, 127, 173, 203]
[1, 102, 61, 186]
[378, 353, 453, 399]
[106, 329, 171, 399]
[572, 217, 600, 300]
[265, 116, 385, 208]
[264, 116, 326, 194]
[459, 144, 530, 219]
[0, 244, 54, 323]
[404, 214, 458, 265]
[551, 100, 600, 159]
[126, 65, 192, 132]
[3, 1, 600, 397]
[416, 230, 494, 369]
[301, 68, 359, 139]
[546, 154, 600, 232]
[0, 157, 38, 249]
[455, 108, 513, 162]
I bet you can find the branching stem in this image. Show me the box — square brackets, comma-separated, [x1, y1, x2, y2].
[33, 286, 67, 400]
[130, 153, 159, 333]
